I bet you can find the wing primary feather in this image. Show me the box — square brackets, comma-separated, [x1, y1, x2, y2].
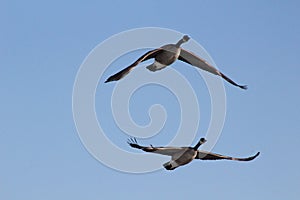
[219, 72, 248, 90]
[232, 152, 260, 161]
[105, 49, 162, 83]
[127, 138, 183, 155]
[197, 151, 260, 161]
[127, 137, 144, 150]
[178, 49, 247, 90]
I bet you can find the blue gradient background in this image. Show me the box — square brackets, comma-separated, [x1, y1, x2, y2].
[1, 1, 299, 199]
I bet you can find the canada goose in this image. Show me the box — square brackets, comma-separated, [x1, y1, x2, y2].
[128, 138, 260, 170]
[105, 35, 247, 90]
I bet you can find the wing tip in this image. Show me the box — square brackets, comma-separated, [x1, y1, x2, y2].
[243, 151, 260, 161]
[254, 151, 260, 158]
[104, 76, 114, 83]
[240, 85, 248, 90]
[127, 137, 142, 149]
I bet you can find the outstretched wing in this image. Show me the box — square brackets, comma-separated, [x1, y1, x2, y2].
[105, 49, 163, 83]
[127, 138, 183, 156]
[196, 150, 260, 161]
[178, 49, 247, 90]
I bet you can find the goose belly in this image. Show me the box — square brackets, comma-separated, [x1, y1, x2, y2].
[172, 150, 197, 166]
[155, 49, 180, 66]
[146, 46, 180, 72]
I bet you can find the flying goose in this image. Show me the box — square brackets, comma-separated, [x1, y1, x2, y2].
[105, 35, 247, 90]
[128, 138, 260, 170]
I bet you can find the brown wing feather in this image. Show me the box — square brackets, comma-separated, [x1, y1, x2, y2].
[127, 138, 183, 156]
[179, 49, 220, 75]
[196, 151, 260, 161]
[178, 48, 247, 90]
[105, 49, 163, 83]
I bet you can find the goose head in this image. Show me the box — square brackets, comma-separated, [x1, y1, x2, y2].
[175, 35, 190, 47]
[182, 35, 190, 42]
[193, 138, 207, 150]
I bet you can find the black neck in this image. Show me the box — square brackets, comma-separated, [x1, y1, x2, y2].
[193, 142, 201, 150]
[175, 39, 185, 47]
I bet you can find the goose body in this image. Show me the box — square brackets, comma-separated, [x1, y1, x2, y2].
[105, 35, 247, 90]
[163, 147, 198, 170]
[128, 138, 260, 170]
[146, 46, 179, 71]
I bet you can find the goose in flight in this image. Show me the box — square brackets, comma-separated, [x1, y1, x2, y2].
[128, 138, 260, 170]
[105, 35, 247, 90]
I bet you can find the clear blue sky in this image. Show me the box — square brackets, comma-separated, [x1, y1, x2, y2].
[1, 0, 300, 199]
